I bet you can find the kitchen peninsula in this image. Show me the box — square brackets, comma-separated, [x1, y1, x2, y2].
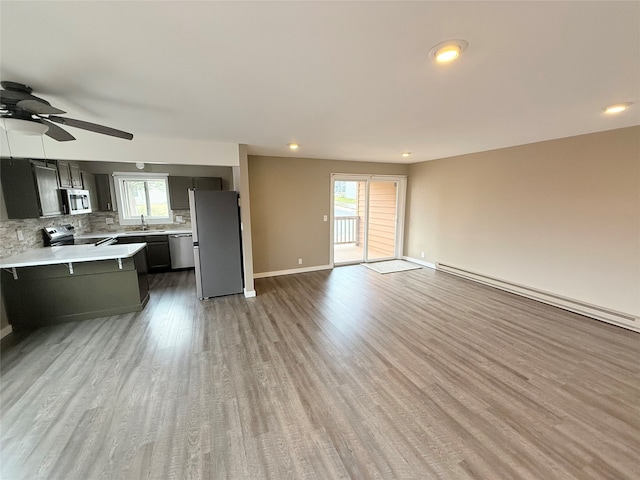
[0, 243, 149, 329]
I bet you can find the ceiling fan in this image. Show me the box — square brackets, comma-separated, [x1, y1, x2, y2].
[0, 81, 133, 141]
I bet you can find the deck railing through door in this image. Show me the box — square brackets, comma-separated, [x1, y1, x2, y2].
[334, 216, 360, 245]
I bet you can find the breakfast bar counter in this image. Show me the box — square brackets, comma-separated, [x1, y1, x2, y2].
[0, 243, 147, 269]
[1, 244, 149, 330]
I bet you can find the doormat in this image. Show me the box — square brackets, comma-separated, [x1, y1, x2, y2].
[361, 260, 422, 274]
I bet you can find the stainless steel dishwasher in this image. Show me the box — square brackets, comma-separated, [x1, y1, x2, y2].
[169, 233, 195, 269]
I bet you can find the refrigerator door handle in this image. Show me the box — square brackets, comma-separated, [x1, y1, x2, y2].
[189, 189, 198, 244]
[193, 246, 204, 299]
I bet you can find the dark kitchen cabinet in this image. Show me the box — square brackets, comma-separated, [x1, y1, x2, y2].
[168, 176, 194, 210]
[193, 176, 222, 191]
[116, 236, 145, 245]
[168, 176, 222, 209]
[70, 164, 83, 188]
[82, 171, 99, 211]
[1, 158, 63, 218]
[57, 160, 83, 189]
[117, 234, 171, 272]
[94, 173, 115, 211]
[145, 235, 171, 272]
[35, 164, 64, 216]
[1, 249, 149, 329]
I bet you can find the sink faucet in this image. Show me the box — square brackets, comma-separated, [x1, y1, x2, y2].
[141, 214, 147, 231]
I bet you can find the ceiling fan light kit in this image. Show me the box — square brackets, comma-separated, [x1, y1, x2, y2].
[1, 117, 49, 135]
[0, 81, 134, 142]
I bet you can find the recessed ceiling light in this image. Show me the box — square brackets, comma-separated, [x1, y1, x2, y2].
[436, 46, 460, 62]
[401, 152, 411, 158]
[428, 39, 469, 63]
[288, 143, 299, 150]
[604, 103, 632, 114]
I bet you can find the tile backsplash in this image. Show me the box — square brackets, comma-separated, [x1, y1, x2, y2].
[0, 214, 92, 259]
[0, 210, 191, 259]
[87, 210, 191, 233]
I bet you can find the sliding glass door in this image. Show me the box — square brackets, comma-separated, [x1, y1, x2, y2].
[366, 180, 398, 261]
[331, 175, 405, 265]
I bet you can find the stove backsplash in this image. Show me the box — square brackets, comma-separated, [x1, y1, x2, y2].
[0, 214, 92, 259]
[0, 210, 191, 259]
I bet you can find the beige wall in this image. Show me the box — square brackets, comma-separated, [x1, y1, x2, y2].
[249, 156, 408, 274]
[404, 126, 640, 316]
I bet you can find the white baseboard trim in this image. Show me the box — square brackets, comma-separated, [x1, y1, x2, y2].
[436, 262, 639, 333]
[403, 256, 436, 269]
[244, 289, 256, 298]
[0, 324, 13, 339]
[254, 264, 333, 279]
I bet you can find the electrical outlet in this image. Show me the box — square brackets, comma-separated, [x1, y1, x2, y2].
[323, 215, 328, 222]
[421, 251, 425, 258]
[16, 230, 24, 241]
[298, 258, 303, 265]
[176, 215, 183, 223]
[106, 218, 114, 225]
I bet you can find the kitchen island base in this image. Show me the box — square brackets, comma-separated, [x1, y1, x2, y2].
[1, 249, 149, 329]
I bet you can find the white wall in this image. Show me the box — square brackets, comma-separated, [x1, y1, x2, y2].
[2, 128, 240, 166]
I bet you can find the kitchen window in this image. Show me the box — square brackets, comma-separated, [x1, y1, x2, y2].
[113, 172, 172, 225]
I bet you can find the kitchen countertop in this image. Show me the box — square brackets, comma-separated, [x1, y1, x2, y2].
[75, 229, 192, 240]
[0, 244, 147, 269]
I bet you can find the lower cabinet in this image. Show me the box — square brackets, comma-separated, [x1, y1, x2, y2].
[1, 250, 149, 329]
[117, 235, 171, 272]
[145, 236, 171, 271]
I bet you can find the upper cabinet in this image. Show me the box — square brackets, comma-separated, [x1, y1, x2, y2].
[168, 176, 222, 210]
[82, 172, 99, 212]
[94, 174, 116, 211]
[168, 176, 194, 210]
[1, 158, 63, 218]
[193, 177, 222, 191]
[57, 160, 83, 189]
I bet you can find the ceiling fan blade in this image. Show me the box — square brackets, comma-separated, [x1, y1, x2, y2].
[39, 118, 76, 142]
[47, 115, 133, 140]
[17, 99, 66, 115]
[1, 81, 32, 93]
[0, 89, 34, 104]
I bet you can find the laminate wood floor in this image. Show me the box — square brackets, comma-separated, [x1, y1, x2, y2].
[1, 266, 638, 479]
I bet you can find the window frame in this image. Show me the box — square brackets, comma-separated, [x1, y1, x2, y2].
[112, 172, 173, 225]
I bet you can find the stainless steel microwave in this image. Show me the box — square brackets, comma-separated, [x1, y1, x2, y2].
[60, 188, 92, 215]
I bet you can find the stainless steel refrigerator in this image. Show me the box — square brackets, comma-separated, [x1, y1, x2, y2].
[189, 189, 244, 299]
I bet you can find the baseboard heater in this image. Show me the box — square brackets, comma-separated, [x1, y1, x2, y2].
[436, 263, 639, 333]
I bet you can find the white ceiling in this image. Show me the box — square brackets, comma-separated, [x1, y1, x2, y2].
[1, 1, 638, 164]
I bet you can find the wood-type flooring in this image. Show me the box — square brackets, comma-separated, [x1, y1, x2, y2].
[1, 266, 638, 479]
